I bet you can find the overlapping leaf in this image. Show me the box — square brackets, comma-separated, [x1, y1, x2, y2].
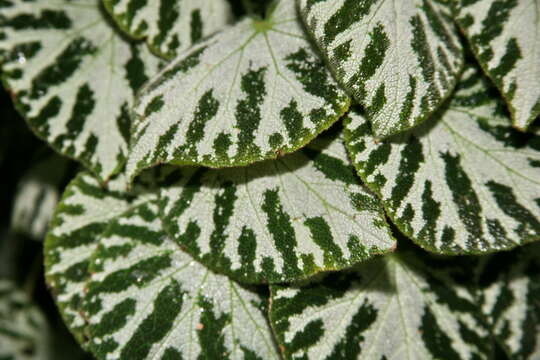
[270, 251, 492, 360]
[345, 66, 540, 254]
[127, 0, 350, 179]
[476, 243, 540, 359]
[0, 0, 160, 183]
[0, 280, 50, 360]
[298, 0, 463, 138]
[11, 153, 69, 240]
[103, 0, 233, 59]
[455, 0, 540, 131]
[84, 201, 279, 360]
[159, 132, 396, 284]
[44, 172, 150, 345]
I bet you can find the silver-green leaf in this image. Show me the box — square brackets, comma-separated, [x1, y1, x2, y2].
[0, 0, 160, 183]
[44, 172, 151, 345]
[103, 0, 233, 60]
[127, 0, 350, 179]
[298, 0, 463, 138]
[0, 280, 50, 360]
[455, 0, 540, 131]
[270, 251, 492, 360]
[84, 201, 279, 360]
[159, 131, 396, 284]
[11, 153, 69, 241]
[344, 65, 540, 254]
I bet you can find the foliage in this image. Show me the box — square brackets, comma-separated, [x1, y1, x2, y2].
[0, 0, 538, 359]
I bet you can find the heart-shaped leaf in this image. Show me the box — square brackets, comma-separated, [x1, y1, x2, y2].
[455, 0, 540, 131]
[45, 172, 150, 345]
[345, 65, 540, 254]
[102, 0, 233, 59]
[127, 0, 350, 179]
[159, 131, 396, 284]
[270, 251, 492, 360]
[0, 0, 160, 184]
[0, 280, 50, 360]
[84, 201, 279, 360]
[298, 0, 463, 138]
[476, 243, 540, 359]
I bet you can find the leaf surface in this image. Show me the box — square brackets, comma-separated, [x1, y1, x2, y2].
[159, 131, 395, 284]
[345, 66, 540, 254]
[84, 201, 279, 360]
[455, 0, 540, 130]
[127, 0, 350, 178]
[103, 0, 232, 59]
[298, 0, 463, 138]
[0, 280, 50, 360]
[270, 251, 492, 360]
[0, 0, 160, 183]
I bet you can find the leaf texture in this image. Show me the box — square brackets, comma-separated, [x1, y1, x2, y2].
[103, 0, 233, 59]
[476, 243, 540, 359]
[298, 0, 463, 138]
[0, 280, 50, 360]
[44, 172, 150, 345]
[0, 0, 160, 183]
[84, 200, 279, 360]
[159, 131, 396, 284]
[345, 66, 540, 254]
[11, 153, 69, 241]
[455, 0, 540, 131]
[270, 251, 492, 360]
[127, 0, 350, 179]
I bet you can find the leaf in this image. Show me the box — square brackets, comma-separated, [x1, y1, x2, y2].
[455, 0, 540, 131]
[0, 280, 51, 360]
[84, 200, 279, 360]
[298, 0, 463, 138]
[0, 0, 160, 184]
[44, 172, 151, 345]
[11, 152, 70, 241]
[159, 131, 396, 284]
[127, 0, 350, 179]
[476, 242, 540, 359]
[344, 65, 540, 254]
[270, 251, 492, 360]
[102, 0, 233, 59]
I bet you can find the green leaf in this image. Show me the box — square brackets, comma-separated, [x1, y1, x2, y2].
[159, 131, 396, 284]
[11, 153, 70, 241]
[127, 0, 350, 179]
[0, 280, 50, 360]
[270, 251, 492, 360]
[102, 0, 233, 59]
[298, 0, 463, 138]
[0, 0, 160, 184]
[84, 200, 279, 360]
[476, 243, 540, 359]
[455, 0, 540, 131]
[44, 172, 151, 345]
[344, 65, 540, 254]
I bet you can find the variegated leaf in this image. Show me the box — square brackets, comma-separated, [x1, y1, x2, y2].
[455, 0, 540, 131]
[44, 172, 152, 345]
[127, 0, 350, 179]
[103, 0, 233, 59]
[11, 153, 70, 240]
[84, 201, 279, 360]
[476, 242, 540, 359]
[298, 0, 463, 138]
[159, 131, 396, 284]
[0, 0, 160, 183]
[0, 280, 50, 360]
[344, 65, 540, 254]
[270, 251, 492, 360]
